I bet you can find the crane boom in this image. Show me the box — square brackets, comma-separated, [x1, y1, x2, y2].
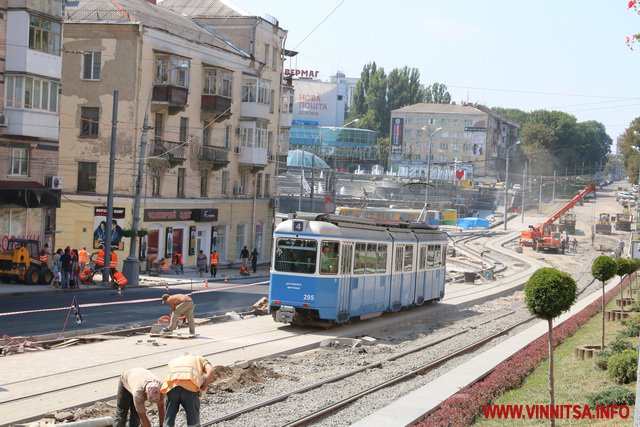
[543, 184, 596, 226]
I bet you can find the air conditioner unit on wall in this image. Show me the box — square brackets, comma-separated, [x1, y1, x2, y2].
[46, 176, 63, 190]
[0, 113, 8, 127]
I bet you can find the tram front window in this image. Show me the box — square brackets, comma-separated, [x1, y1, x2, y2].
[320, 241, 339, 274]
[274, 238, 317, 274]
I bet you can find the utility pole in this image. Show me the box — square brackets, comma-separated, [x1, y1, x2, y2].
[538, 175, 543, 214]
[552, 170, 556, 202]
[103, 91, 118, 286]
[521, 161, 527, 223]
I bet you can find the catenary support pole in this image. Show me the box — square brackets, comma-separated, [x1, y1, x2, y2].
[102, 91, 118, 286]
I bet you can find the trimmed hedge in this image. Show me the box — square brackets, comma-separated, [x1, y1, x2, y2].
[607, 349, 638, 384]
[415, 275, 628, 426]
[587, 385, 635, 406]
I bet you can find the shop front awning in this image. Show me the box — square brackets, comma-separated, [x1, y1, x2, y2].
[0, 181, 61, 208]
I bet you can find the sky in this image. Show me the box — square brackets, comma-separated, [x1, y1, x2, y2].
[233, 0, 640, 147]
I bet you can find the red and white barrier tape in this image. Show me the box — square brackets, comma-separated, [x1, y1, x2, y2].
[0, 280, 269, 317]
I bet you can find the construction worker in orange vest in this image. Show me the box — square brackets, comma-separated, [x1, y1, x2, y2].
[109, 250, 118, 270]
[39, 248, 48, 264]
[78, 247, 89, 270]
[210, 249, 219, 278]
[94, 245, 105, 269]
[173, 252, 183, 275]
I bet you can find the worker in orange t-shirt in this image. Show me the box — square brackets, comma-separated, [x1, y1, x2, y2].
[173, 252, 183, 275]
[78, 247, 89, 270]
[210, 250, 219, 278]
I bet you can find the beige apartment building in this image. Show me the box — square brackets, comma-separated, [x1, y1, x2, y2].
[390, 103, 520, 180]
[57, 0, 290, 270]
[0, 0, 62, 251]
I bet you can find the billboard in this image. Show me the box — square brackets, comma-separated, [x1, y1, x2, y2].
[390, 117, 404, 155]
[292, 80, 343, 127]
[93, 207, 125, 250]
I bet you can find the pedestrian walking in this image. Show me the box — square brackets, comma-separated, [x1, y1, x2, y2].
[50, 248, 63, 288]
[60, 247, 72, 289]
[196, 250, 208, 278]
[572, 238, 578, 253]
[591, 232, 595, 246]
[161, 353, 216, 427]
[114, 367, 165, 427]
[173, 252, 184, 275]
[210, 249, 219, 278]
[161, 293, 196, 335]
[240, 246, 250, 268]
[250, 248, 258, 273]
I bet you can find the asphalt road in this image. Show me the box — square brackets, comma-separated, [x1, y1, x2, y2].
[0, 281, 269, 337]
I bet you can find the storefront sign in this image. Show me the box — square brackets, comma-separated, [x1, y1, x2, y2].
[93, 207, 125, 250]
[144, 208, 218, 222]
[285, 69, 320, 78]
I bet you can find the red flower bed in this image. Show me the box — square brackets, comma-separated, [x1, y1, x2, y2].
[415, 277, 628, 427]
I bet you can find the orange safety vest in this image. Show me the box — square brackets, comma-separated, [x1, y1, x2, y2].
[109, 252, 118, 269]
[39, 253, 48, 263]
[78, 249, 88, 264]
[113, 271, 128, 287]
[95, 250, 105, 267]
[174, 253, 183, 265]
[210, 252, 219, 266]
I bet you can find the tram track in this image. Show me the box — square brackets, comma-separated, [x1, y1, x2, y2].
[201, 310, 536, 426]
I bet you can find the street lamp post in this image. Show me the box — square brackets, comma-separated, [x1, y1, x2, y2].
[421, 126, 442, 207]
[122, 64, 188, 286]
[503, 140, 521, 231]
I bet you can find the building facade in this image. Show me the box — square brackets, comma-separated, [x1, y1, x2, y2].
[0, 0, 62, 250]
[57, 0, 287, 269]
[390, 103, 520, 180]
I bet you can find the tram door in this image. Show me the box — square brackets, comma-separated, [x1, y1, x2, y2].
[337, 242, 354, 322]
[390, 245, 403, 311]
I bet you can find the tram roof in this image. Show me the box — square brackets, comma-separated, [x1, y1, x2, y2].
[291, 212, 440, 232]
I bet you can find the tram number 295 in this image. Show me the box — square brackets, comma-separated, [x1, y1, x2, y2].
[303, 294, 315, 301]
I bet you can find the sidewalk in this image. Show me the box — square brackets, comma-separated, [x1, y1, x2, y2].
[0, 263, 271, 296]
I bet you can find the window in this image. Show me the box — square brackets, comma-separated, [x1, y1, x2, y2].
[274, 238, 317, 274]
[264, 43, 270, 66]
[82, 52, 101, 80]
[9, 148, 29, 176]
[439, 143, 448, 150]
[80, 107, 99, 137]
[240, 172, 247, 195]
[242, 78, 257, 102]
[203, 121, 211, 146]
[29, 15, 61, 55]
[270, 89, 275, 113]
[177, 168, 185, 197]
[200, 170, 208, 197]
[282, 91, 294, 113]
[452, 144, 461, 152]
[403, 245, 413, 272]
[256, 173, 262, 197]
[256, 122, 268, 148]
[154, 55, 190, 87]
[264, 174, 270, 197]
[272, 46, 278, 69]
[224, 125, 231, 148]
[464, 120, 473, 127]
[320, 240, 340, 275]
[428, 118, 436, 125]
[151, 169, 161, 196]
[441, 119, 449, 126]
[154, 113, 164, 140]
[203, 68, 232, 97]
[5, 76, 58, 112]
[258, 80, 271, 105]
[216, 225, 227, 261]
[179, 117, 188, 142]
[77, 162, 96, 192]
[221, 171, 229, 195]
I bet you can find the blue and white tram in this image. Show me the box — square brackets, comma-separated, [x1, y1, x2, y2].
[269, 214, 447, 326]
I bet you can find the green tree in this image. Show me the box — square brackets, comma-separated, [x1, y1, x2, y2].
[615, 258, 637, 312]
[591, 255, 617, 349]
[422, 82, 451, 104]
[524, 268, 577, 427]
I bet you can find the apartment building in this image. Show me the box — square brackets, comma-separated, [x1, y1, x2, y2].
[0, 0, 62, 250]
[57, 0, 288, 270]
[390, 103, 520, 180]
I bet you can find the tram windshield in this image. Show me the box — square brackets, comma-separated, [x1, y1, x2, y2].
[274, 238, 317, 274]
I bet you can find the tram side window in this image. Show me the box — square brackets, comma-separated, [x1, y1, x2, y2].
[441, 245, 447, 265]
[377, 244, 387, 273]
[419, 246, 427, 270]
[403, 245, 413, 272]
[427, 245, 436, 268]
[320, 240, 340, 275]
[433, 244, 442, 267]
[394, 247, 403, 273]
[274, 238, 317, 274]
[354, 242, 367, 274]
[366, 243, 378, 273]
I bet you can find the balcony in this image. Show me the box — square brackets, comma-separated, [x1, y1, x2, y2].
[240, 102, 271, 120]
[279, 111, 293, 128]
[201, 94, 232, 122]
[236, 146, 268, 172]
[151, 85, 188, 114]
[198, 145, 230, 170]
[148, 139, 187, 168]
